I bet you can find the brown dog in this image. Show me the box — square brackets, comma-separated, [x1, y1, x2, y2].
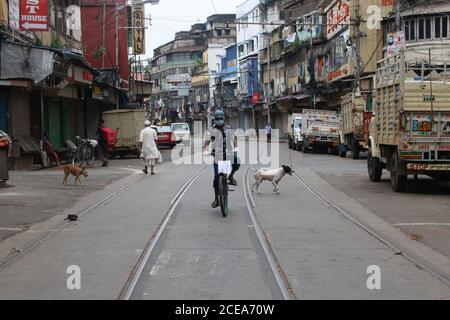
[62, 165, 88, 185]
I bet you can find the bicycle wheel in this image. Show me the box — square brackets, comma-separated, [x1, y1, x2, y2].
[85, 146, 95, 167]
[73, 148, 83, 166]
[218, 175, 228, 217]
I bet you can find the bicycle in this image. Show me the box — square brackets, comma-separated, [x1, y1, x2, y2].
[217, 160, 231, 217]
[72, 136, 97, 167]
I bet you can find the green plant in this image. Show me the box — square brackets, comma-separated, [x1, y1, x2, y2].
[50, 37, 64, 49]
[194, 58, 203, 67]
[94, 46, 106, 58]
[35, 36, 42, 46]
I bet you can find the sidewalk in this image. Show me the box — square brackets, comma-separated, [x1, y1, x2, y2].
[0, 162, 136, 242]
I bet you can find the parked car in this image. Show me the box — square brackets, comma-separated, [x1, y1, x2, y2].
[152, 126, 177, 149]
[170, 123, 191, 145]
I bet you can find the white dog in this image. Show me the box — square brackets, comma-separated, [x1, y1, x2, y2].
[251, 165, 294, 194]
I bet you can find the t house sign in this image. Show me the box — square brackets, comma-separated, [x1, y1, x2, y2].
[20, 0, 49, 31]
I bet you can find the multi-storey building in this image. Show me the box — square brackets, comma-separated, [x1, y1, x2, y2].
[150, 24, 207, 124]
[150, 14, 236, 126]
[382, 0, 450, 63]
[236, 0, 283, 131]
[0, 0, 97, 168]
[215, 44, 239, 129]
[204, 14, 237, 112]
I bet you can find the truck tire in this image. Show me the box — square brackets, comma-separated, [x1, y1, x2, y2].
[303, 142, 309, 154]
[339, 144, 347, 158]
[352, 138, 360, 160]
[367, 151, 382, 182]
[390, 155, 407, 192]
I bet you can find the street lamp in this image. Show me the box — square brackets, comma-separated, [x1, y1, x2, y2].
[115, 0, 159, 109]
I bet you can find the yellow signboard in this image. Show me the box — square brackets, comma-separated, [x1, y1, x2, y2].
[132, 4, 145, 55]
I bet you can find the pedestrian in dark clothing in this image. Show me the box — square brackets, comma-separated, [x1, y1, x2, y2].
[97, 119, 109, 167]
[265, 123, 272, 143]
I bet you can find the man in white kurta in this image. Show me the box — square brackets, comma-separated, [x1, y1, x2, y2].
[139, 120, 159, 175]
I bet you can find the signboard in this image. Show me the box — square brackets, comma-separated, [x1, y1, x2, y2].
[326, 0, 350, 39]
[132, 4, 145, 55]
[251, 92, 261, 105]
[20, 0, 49, 31]
[328, 64, 351, 82]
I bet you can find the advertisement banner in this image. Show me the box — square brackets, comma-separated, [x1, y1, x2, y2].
[387, 31, 405, 57]
[20, 0, 48, 31]
[326, 0, 350, 39]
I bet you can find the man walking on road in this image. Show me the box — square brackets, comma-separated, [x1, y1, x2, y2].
[97, 119, 109, 167]
[139, 120, 160, 175]
[265, 122, 272, 143]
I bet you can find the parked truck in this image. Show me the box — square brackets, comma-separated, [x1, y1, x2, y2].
[300, 109, 340, 154]
[287, 113, 302, 151]
[102, 109, 147, 158]
[339, 93, 373, 159]
[368, 53, 450, 192]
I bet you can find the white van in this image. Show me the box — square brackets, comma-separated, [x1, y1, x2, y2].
[170, 123, 191, 145]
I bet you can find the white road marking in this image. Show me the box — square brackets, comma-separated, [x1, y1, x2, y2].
[394, 223, 450, 227]
[0, 227, 24, 231]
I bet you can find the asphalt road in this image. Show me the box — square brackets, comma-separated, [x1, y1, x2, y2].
[0, 141, 448, 299]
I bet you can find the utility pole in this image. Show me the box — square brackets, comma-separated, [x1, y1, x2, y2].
[267, 36, 271, 123]
[310, 19, 316, 109]
[115, 3, 120, 110]
[354, 0, 362, 97]
[396, 0, 401, 31]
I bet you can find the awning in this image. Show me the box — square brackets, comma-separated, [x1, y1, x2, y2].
[0, 79, 32, 88]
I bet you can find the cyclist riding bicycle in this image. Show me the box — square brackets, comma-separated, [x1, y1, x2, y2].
[203, 110, 240, 209]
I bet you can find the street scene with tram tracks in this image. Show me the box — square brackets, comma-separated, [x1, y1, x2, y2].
[0, 0, 449, 303]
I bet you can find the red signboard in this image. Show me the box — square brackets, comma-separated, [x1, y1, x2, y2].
[251, 92, 261, 105]
[20, 0, 49, 31]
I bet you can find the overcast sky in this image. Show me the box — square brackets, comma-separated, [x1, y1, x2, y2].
[143, 0, 241, 60]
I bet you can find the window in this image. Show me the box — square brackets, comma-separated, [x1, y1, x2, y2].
[249, 40, 254, 52]
[225, 29, 230, 35]
[426, 17, 432, 39]
[418, 18, 425, 39]
[443, 17, 448, 37]
[435, 17, 442, 38]
[216, 29, 222, 36]
[280, 11, 285, 21]
[238, 45, 244, 57]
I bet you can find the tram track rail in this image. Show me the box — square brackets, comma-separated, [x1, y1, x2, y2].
[0, 175, 146, 270]
[288, 151, 450, 287]
[118, 165, 209, 300]
[242, 166, 297, 300]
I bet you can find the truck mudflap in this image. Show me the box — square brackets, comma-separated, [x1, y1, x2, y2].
[407, 163, 450, 172]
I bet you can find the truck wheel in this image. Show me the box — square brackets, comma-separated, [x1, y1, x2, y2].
[367, 151, 382, 182]
[303, 143, 309, 154]
[352, 139, 360, 160]
[390, 155, 407, 192]
[339, 144, 347, 158]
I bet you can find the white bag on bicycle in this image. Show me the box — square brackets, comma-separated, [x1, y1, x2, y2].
[218, 160, 232, 175]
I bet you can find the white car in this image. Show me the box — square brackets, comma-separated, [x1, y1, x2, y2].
[170, 123, 191, 145]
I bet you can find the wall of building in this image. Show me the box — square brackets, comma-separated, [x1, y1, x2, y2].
[81, 0, 129, 83]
